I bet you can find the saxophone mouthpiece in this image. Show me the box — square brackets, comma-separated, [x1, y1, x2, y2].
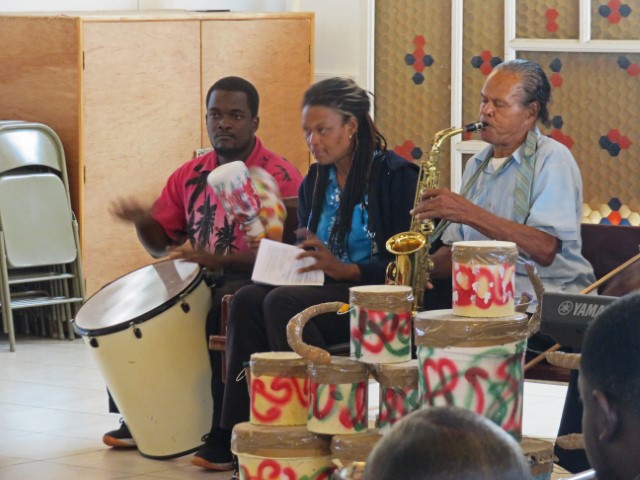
[464, 121, 487, 133]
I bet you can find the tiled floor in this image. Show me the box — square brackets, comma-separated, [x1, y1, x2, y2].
[0, 336, 570, 480]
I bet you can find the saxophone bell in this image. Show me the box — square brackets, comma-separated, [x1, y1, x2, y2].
[386, 121, 485, 311]
[385, 232, 426, 286]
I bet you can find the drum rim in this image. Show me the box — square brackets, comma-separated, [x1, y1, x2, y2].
[73, 263, 204, 337]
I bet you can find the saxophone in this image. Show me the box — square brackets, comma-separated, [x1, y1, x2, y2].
[386, 121, 486, 311]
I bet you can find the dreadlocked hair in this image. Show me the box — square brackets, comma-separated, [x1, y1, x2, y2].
[303, 77, 387, 259]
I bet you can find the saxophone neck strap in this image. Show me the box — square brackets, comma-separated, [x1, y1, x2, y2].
[429, 129, 538, 244]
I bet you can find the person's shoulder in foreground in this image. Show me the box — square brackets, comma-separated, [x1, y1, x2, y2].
[579, 292, 640, 480]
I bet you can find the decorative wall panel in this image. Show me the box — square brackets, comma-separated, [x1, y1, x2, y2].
[462, 0, 504, 138]
[375, 0, 453, 184]
[375, 1, 639, 225]
[521, 51, 639, 225]
[591, 0, 640, 39]
[516, 0, 580, 39]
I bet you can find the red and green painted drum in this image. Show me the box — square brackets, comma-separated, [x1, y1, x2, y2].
[349, 285, 413, 364]
[415, 309, 529, 439]
[373, 360, 420, 432]
[451, 241, 518, 318]
[231, 422, 335, 480]
[249, 352, 309, 426]
[307, 357, 369, 435]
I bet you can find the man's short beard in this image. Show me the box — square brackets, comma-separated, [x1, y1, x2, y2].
[213, 139, 252, 158]
[214, 145, 241, 157]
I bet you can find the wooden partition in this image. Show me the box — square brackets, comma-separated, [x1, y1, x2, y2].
[0, 11, 314, 295]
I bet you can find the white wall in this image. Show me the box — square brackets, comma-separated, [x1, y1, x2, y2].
[289, 0, 372, 89]
[0, 0, 371, 89]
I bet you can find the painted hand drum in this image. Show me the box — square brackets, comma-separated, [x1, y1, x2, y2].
[73, 259, 213, 459]
[248, 166, 286, 240]
[451, 240, 518, 317]
[307, 357, 369, 435]
[414, 309, 529, 439]
[349, 285, 413, 364]
[372, 360, 420, 432]
[249, 352, 309, 426]
[231, 422, 334, 480]
[207, 160, 265, 238]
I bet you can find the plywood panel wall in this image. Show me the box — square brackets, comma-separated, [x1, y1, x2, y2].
[82, 20, 201, 293]
[201, 17, 313, 174]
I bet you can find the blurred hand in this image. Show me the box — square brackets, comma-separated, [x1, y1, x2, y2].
[110, 196, 152, 225]
[240, 222, 273, 254]
[295, 233, 359, 282]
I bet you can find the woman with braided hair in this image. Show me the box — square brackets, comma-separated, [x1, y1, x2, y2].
[192, 77, 418, 470]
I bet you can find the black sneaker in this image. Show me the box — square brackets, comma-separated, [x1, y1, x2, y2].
[103, 419, 136, 448]
[191, 431, 233, 471]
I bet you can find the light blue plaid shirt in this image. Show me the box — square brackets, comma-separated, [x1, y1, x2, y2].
[442, 128, 595, 296]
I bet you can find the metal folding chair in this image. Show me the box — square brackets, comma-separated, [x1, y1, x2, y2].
[0, 121, 85, 351]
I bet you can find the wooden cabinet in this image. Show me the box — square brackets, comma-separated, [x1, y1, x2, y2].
[0, 11, 314, 294]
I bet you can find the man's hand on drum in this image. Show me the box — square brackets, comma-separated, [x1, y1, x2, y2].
[295, 232, 361, 282]
[168, 247, 228, 271]
[411, 188, 478, 224]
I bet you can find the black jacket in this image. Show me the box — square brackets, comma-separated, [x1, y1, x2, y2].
[297, 150, 419, 284]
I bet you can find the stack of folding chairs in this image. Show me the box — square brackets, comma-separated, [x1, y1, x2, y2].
[0, 121, 85, 351]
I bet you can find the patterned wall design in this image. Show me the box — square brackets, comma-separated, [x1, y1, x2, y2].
[375, 0, 453, 185]
[463, 0, 504, 136]
[375, 1, 639, 226]
[592, 0, 640, 39]
[516, 0, 579, 39]
[522, 51, 640, 225]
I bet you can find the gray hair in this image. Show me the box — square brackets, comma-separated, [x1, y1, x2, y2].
[494, 59, 552, 127]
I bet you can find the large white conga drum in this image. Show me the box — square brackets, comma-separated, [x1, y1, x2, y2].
[73, 259, 213, 459]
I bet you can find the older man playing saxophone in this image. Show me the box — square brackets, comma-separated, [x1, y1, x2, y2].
[413, 58, 594, 301]
[413, 58, 595, 472]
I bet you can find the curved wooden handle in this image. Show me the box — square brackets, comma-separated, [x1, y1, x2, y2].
[286, 302, 347, 364]
[546, 351, 581, 370]
[555, 433, 584, 450]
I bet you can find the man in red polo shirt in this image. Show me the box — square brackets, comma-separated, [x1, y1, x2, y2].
[107, 76, 303, 470]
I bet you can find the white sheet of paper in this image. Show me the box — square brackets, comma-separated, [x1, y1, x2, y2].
[251, 239, 324, 286]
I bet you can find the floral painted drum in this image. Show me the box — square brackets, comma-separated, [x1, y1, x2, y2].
[207, 160, 265, 238]
[249, 352, 309, 426]
[451, 240, 518, 318]
[349, 285, 413, 364]
[231, 423, 334, 480]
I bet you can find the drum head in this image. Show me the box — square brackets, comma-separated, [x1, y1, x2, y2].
[74, 259, 202, 335]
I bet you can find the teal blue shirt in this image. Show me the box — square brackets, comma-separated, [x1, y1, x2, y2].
[315, 167, 377, 263]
